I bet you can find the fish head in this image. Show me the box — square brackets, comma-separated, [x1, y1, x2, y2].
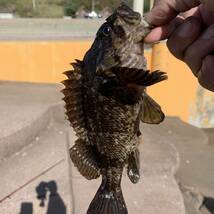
[85, 3, 151, 73]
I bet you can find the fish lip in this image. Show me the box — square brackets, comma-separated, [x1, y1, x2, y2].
[117, 2, 141, 21]
[106, 2, 141, 24]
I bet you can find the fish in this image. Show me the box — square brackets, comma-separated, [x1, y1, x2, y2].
[62, 3, 167, 214]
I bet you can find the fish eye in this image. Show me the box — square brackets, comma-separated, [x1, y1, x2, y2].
[102, 25, 112, 36]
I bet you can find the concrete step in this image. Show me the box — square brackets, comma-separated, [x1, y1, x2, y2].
[0, 81, 64, 160]
[143, 117, 214, 213]
[0, 122, 73, 214]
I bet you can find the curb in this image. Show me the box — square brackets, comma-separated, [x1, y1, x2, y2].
[0, 102, 65, 160]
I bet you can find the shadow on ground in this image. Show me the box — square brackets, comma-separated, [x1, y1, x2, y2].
[19, 181, 66, 214]
[19, 202, 33, 214]
[203, 197, 214, 213]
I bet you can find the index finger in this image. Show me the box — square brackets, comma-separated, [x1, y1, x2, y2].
[144, 16, 184, 43]
[145, 0, 200, 26]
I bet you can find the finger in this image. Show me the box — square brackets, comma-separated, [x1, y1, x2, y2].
[200, 0, 214, 11]
[145, 0, 200, 26]
[199, 4, 214, 26]
[167, 17, 202, 60]
[145, 16, 184, 43]
[182, 6, 199, 18]
[198, 55, 214, 91]
[181, 4, 214, 27]
[184, 24, 214, 76]
[144, 16, 184, 43]
[181, 5, 214, 27]
[145, 2, 177, 26]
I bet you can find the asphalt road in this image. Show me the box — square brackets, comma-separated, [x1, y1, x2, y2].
[0, 18, 104, 40]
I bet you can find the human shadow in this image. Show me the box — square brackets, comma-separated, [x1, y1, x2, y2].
[203, 197, 214, 213]
[19, 202, 33, 214]
[19, 180, 66, 214]
[36, 180, 66, 214]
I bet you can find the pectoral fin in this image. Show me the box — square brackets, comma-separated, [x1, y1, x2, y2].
[112, 67, 167, 86]
[127, 148, 140, 184]
[140, 93, 165, 124]
[70, 139, 100, 180]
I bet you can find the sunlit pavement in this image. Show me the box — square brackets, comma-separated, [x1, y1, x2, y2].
[0, 81, 213, 214]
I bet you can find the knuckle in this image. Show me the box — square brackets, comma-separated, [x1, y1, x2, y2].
[183, 45, 199, 73]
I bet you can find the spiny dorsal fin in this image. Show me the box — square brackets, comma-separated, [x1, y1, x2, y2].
[140, 93, 165, 124]
[112, 67, 168, 86]
[61, 60, 87, 139]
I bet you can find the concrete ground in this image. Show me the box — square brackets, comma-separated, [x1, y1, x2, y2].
[0, 81, 213, 214]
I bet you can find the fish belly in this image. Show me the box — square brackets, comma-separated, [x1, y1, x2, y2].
[86, 93, 141, 162]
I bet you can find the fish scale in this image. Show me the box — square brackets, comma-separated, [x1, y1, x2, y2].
[62, 3, 167, 214]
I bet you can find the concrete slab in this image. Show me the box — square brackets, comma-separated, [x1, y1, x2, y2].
[143, 117, 214, 213]
[0, 122, 73, 214]
[0, 81, 63, 160]
[202, 128, 214, 146]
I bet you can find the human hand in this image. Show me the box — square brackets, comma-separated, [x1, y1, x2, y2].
[145, 0, 214, 92]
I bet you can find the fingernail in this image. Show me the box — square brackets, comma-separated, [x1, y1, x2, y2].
[178, 21, 192, 38]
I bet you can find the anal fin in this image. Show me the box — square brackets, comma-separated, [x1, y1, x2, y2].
[70, 139, 100, 180]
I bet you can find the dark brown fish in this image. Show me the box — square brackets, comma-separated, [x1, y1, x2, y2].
[62, 3, 167, 214]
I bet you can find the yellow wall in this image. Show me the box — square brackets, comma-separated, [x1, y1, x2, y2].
[0, 41, 91, 83]
[149, 42, 198, 122]
[0, 41, 197, 122]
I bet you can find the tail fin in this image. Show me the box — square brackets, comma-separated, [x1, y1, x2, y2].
[87, 178, 128, 214]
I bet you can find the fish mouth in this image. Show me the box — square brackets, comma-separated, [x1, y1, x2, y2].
[107, 3, 141, 25]
[117, 3, 141, 24]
